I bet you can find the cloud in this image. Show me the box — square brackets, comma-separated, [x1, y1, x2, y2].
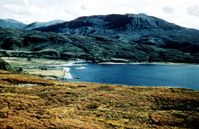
[187, 6, 199, 17]
[162, 6, 174, 14]
[81, 5, 86, 10]
[3, 4, 29, 15]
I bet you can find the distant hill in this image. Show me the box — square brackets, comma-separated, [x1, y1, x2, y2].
[0, 19, 26, 29]
[0, 19, 65, 30]
[24, 20, 65, 30]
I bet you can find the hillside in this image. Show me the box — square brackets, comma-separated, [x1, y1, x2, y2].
[0, 27, 199, 63]
[0, 70, 199, 128]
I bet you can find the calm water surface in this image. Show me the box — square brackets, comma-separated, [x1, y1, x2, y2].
[63, 63, 199, 91]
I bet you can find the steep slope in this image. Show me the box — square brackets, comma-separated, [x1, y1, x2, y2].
[0, 19, 26, 29]
[0, 27, 199, 63]
[24, 20, 65, 30]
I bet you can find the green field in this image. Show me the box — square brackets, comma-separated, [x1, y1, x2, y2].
[1, 57, 71, 78]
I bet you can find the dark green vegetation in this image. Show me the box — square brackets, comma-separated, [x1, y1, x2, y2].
[0, 26, 199, 63]
[0, 70, 199, 128]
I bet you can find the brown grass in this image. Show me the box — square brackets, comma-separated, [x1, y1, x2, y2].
[0, 70, 199, 129]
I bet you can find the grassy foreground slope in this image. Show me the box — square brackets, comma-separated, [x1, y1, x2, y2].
[0, 70, 199, 129]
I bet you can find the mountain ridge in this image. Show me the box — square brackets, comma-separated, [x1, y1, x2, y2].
[35, 13, 184, 33]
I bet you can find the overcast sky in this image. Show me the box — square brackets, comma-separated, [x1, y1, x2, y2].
[0, 0, 199, 29]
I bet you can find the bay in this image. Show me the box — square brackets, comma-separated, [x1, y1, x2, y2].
[63, 63, 199, 91]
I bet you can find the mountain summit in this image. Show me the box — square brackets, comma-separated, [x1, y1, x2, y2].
[35, 13, 182, 35]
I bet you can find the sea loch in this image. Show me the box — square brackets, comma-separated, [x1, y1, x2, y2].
[64, 63, 199, 91]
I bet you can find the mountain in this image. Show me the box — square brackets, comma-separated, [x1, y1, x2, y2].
[24, 20, 65, 30]
[35, 13, 199, 57]
[35, 13, 191, 41]
[36, 13, 181, 32]
[0, 19, 26, 29]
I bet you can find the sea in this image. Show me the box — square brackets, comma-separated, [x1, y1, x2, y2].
[62, 62, 199, 91]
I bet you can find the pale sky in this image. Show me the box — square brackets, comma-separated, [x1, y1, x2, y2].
[0, 0, 199, 29]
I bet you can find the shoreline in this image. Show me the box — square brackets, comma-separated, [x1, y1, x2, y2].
[98, 61, 199, 66]
[3, 57, 199, 81]
[56, 61, 199, 80]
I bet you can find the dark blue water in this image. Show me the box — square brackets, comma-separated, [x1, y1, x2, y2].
[64, 63, 199, 91]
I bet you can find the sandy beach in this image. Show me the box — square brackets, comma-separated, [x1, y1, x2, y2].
[63, 67, 73, 79]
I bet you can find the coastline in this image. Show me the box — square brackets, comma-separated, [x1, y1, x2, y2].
[48, 60, 199, 80]
[2, 57, 199, 81]
[98, 61, 199, 66]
